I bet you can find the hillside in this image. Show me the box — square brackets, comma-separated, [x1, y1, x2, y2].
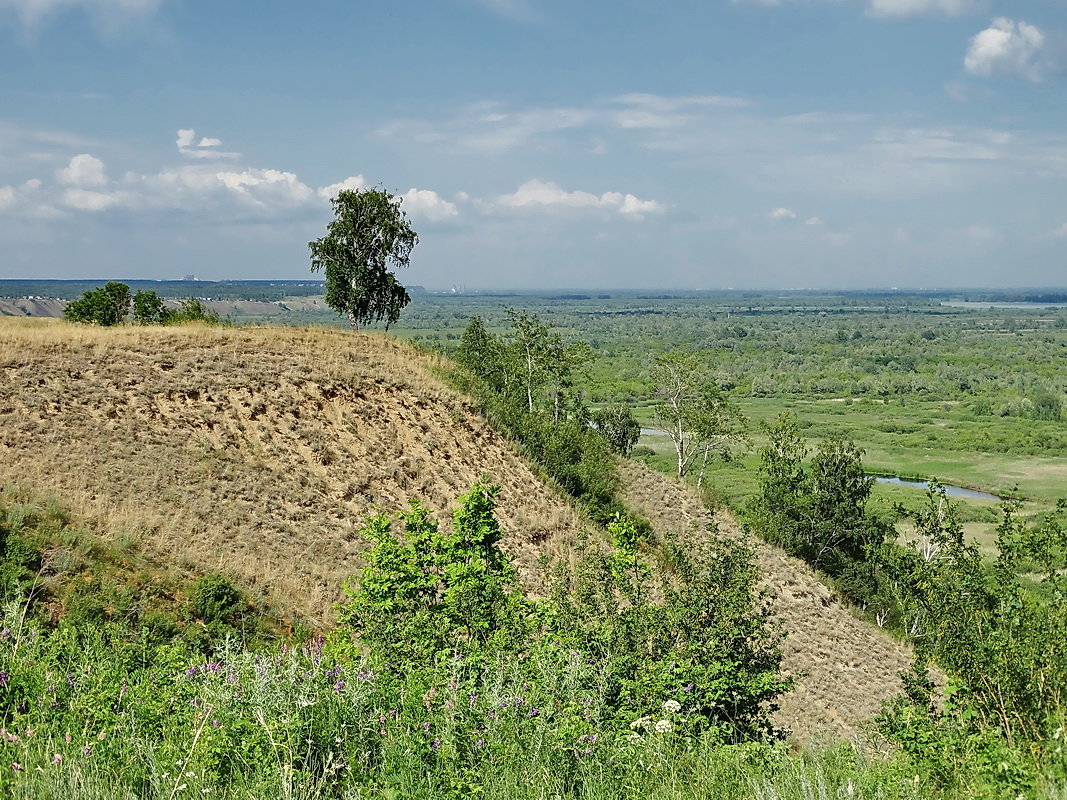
[0, 318, 920, 746]
[0, 319, 585, 626]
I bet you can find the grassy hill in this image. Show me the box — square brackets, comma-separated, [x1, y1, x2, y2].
[0, 317, 924, 746]
[0, 318, 585, 627]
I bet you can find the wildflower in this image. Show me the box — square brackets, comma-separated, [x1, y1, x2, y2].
[0, 629, 9, 640]
[422, 722, 430, 731]
[186, 666, 200, 678]
[11, 762, 20, 772]
[53, 754, 62, 764]
[333, 680, 345, 693]
[431, 739, 441, 751]
[210, 720, 221, 728]
[629, 716, 650, 731]
[654, 719, 672, 734]
[476, 738, 485, 749]
[0, 671, 7, 688]
[663, 700, 681, 714]
[528, 708, 540, 718]
[683, 683, 694, 693]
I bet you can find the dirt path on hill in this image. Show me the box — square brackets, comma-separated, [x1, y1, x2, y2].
[617, 459, 916, 746]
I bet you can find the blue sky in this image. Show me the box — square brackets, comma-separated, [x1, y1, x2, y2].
[1, 0, 1065, 289]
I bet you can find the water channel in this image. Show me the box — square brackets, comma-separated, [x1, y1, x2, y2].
[872, 476, 1000, 501]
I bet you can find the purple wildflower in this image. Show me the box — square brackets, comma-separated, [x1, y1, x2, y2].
[431, 739, 440, 751]
[0, 671, 7, 688]
[528, 708, 540, 718]
[333, 680, 345, 693]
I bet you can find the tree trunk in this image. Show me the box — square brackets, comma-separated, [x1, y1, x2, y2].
[347, 309, 360, 331]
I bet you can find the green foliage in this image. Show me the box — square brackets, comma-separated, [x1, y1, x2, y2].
[650, 351, 748, 483]
[131, 289, 171, 325]
[454, 312, 617, 517]
[748, 413, 889, 580]
[166, 298, 221, 325]
[339, 486, 788, 743]
[878, 494, 1067, 745]
[593, 404, 641, 455]
[189, 574, 247, 625]
[308, 188, 417, 330]
[339, 483, 522, 665]
[63, 281, 131, 326]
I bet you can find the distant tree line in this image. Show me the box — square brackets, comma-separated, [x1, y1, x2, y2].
[63, 281, 221, 326]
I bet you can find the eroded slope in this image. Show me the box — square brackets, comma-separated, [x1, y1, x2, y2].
[618, 459, 915, 745]
[0, 320, 585, 625]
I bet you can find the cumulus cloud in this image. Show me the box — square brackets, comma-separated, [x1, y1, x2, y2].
[61, 187, 119, 211]
[400, 188, 459, 222]
[496, 179, 663, 217]
[867, 0, 983, 18]
[964, 18, 1047, 81]
[57, 153, 106, 186]
[316, 174, 367, 200]
[770, 207, 797, 221]
[135, 166, 315, 211]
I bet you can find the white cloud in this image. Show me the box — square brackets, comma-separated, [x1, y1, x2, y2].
[316, 174, 366, 200]
[0, 185, 15, 210]
[770, 207, 797, 221]
[176, 128, 240, 160]
[61, 187, 118, 211]
[805, 216, 824, 226]
[0, 0, 161, 30]
[497, 179, 663, 217]
[867, 0, 984, 18]
[400, 188, 459, 222]
[964, 18, 1046, 82]
[380, 94, 751, 155]
[470, 0, 533, 21]
[731, 0, 984, 14]
[57, 153, 106, 186]
[1052, 221, 1067, 238]
[612, 93, 750, 130]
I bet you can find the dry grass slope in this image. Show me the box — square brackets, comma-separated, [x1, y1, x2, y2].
[617, 459, 917, 746]
[0, 319, 586, 626]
